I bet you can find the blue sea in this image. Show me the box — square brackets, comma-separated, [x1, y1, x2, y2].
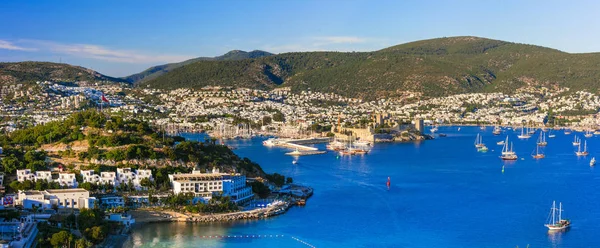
[123, 127, 600, 247]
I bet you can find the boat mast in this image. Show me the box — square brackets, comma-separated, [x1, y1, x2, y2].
[559, 202, 564, 221]
[551, 201, 556, 224]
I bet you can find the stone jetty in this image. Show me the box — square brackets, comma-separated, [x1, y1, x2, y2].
[185, 200, 290, 223]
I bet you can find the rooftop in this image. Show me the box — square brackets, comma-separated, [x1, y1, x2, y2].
[45, 188, 89, 194]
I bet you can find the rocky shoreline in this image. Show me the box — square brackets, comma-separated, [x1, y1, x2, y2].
[130, 200, 292, 224]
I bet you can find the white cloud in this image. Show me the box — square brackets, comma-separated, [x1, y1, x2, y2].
[9, 39, 193, 64]
[313, 36, 367, 45]
[0, 40, 36, 51]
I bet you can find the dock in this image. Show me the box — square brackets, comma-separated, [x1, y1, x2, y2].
[285, 150, 326, 156]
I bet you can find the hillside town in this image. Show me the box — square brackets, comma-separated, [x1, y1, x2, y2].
[2, 82, 600, 137]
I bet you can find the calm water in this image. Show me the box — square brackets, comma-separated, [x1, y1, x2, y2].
[123, 127, 600, 247]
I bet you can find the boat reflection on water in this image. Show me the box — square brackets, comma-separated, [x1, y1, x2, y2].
[547, 227, 568, 248]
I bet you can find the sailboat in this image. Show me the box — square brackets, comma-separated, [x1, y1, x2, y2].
[575, 140, 589, 156]
[584, 130, 593, 138]
[493, 125, 502, 135]
[518, 126, 531, 139]
[545, 201, 571, 231]
[528, 127, 536, 135]
[590, 157, 596, 167]
[327, 138, 346, 151]
[572, 136, 580, 146]
[500, 136, 518, 160]
[474, 133, 485, 148]
[532, 144, 545, 159]
[537, 132, 548, 146]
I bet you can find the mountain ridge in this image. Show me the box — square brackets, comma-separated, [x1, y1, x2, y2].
[139, 36, 600, 99]
[0, 61, 126, 86]
[121, 50, 274, 84]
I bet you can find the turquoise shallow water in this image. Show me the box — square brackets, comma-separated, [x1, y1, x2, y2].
[123, 127, 600, 247]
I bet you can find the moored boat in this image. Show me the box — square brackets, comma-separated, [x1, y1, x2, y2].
[545, 201, 570, 231]
[500, 136, 518, 160]
[532, 144, 545, 159]
[575, 140, 589, 156]
[474, 133, 485, 148]
[492, 126, 501, 135]
[518, 126, 531, 139]
[537, 132, 547, 146]
[590, 157, 596, 167]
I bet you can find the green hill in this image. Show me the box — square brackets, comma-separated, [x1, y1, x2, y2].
[122, 50, 273, 84]
[0, 61, 126, 86]
[140, 36, 600, 99]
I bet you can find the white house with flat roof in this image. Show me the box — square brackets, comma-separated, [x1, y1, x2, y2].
[100, 172, 117, 186]
[116, 168, 153, 190]
[16, 169, 52, 183]
[35, 171, 52, 182]
[116, 168, 135, 184]
[57, 173, 77, 188]
[17, 189, 95, 209]
[81, 170, 100, 184]
[16, 170, 35, 182]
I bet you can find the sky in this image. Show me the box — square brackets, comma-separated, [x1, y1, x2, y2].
[1, 0, 600, 77]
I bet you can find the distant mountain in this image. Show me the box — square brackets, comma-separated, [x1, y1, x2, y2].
[140, 36, 600, 99]
[0, 61, 126, 86]
[122, 50, 273, 84]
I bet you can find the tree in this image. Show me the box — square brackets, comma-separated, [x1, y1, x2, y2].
[2, 154, 21, 174]
[250, 181, 271, 198]
[272, 112, 285, 122]
[85, 226, 106, 244]
[75, 238, 92, 248]
[286, 177, 293, 184]
[140, 177, 154, 190]
[50, 231, 73, 248]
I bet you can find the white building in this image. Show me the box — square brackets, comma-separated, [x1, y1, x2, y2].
[16, 170, 35, 182]
[116, 168, 153, 190]
[35, 171, 52, 182]
[169, 168, 224, 201]
[16, 170, 52, 183]
[100, 172, 117, 186]
[134, 169, 153, 190]
[81, 170, 117, 186]
[169, 168, 254, 204]
[116, 168, 135, 185]
[57, 173, 78, 188]
[17, 189, 96, 210]
[81, 170, 100, 184]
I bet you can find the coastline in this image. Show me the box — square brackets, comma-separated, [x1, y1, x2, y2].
[129, 200, 291, 224]
[115, 201, 292, 247]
